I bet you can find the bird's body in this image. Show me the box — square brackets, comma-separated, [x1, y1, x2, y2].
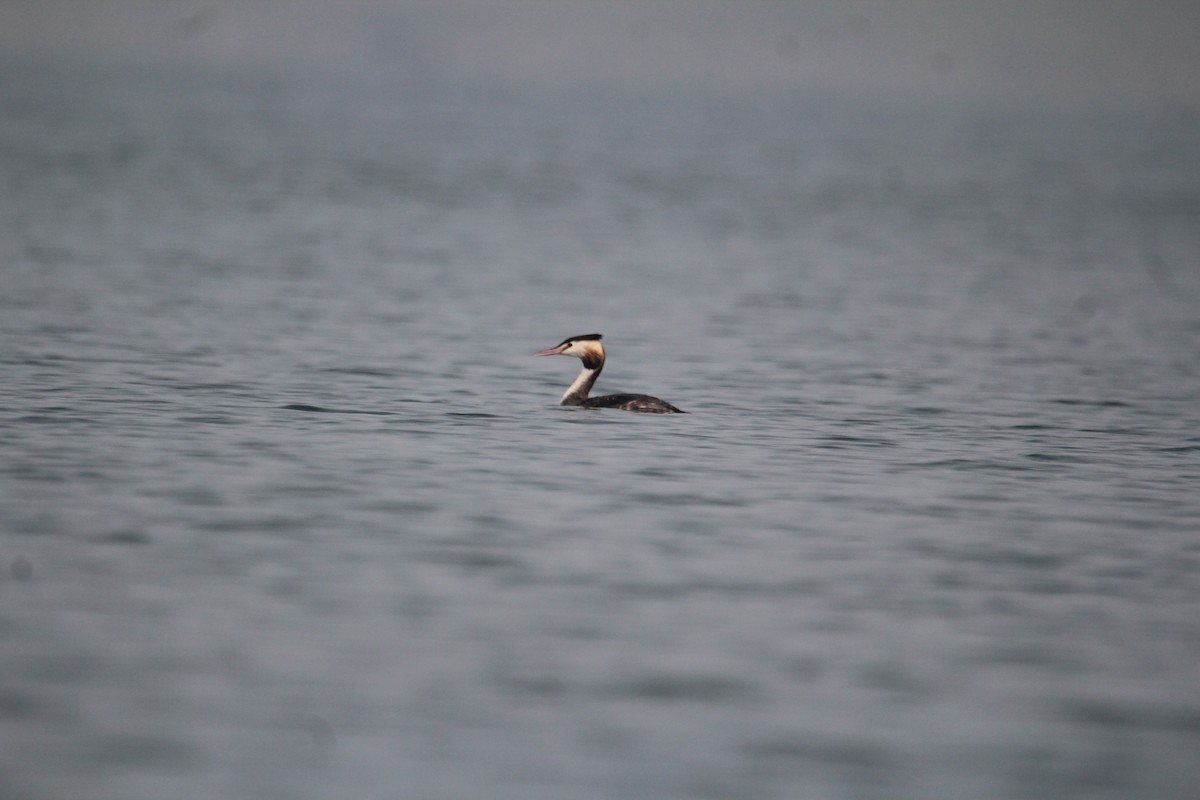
[534, 333, 684, 414]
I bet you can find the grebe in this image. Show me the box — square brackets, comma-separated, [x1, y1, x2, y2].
[534, 333, 684, 413]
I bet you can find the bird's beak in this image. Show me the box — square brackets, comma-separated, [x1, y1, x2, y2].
[534, 344, 568, 356]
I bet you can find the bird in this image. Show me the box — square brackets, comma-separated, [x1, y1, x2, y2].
[534, 333, 684, 413]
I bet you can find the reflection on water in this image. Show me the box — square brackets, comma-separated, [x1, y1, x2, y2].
[1, 59, 1198, 800]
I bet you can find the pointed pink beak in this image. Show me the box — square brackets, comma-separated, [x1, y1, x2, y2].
[534, 344, 568, 356]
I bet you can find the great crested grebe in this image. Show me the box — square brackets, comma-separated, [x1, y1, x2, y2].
[534, 333, 684, 413]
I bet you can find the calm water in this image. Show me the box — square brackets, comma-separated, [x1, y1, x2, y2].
[2, 60, 1199, 800]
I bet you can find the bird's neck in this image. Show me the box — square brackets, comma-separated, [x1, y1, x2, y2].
[561, 353, 604, 405]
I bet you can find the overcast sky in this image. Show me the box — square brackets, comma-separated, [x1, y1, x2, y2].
[3, 0, 1198, 103]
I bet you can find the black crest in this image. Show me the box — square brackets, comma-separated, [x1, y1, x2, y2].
[560, 333, 602, 346]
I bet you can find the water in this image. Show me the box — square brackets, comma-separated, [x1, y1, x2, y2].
[2, 59, 1199, 800]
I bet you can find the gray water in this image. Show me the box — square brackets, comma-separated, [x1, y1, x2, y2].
[2, 60, 1199, 800]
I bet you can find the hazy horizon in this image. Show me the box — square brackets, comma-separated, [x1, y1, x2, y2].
[3, 0, 1199, 103]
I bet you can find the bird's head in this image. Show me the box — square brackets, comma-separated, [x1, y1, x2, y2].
[535, 333, 605, 366]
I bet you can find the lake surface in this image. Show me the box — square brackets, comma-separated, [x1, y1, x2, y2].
[2, 59, 1199, 800]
